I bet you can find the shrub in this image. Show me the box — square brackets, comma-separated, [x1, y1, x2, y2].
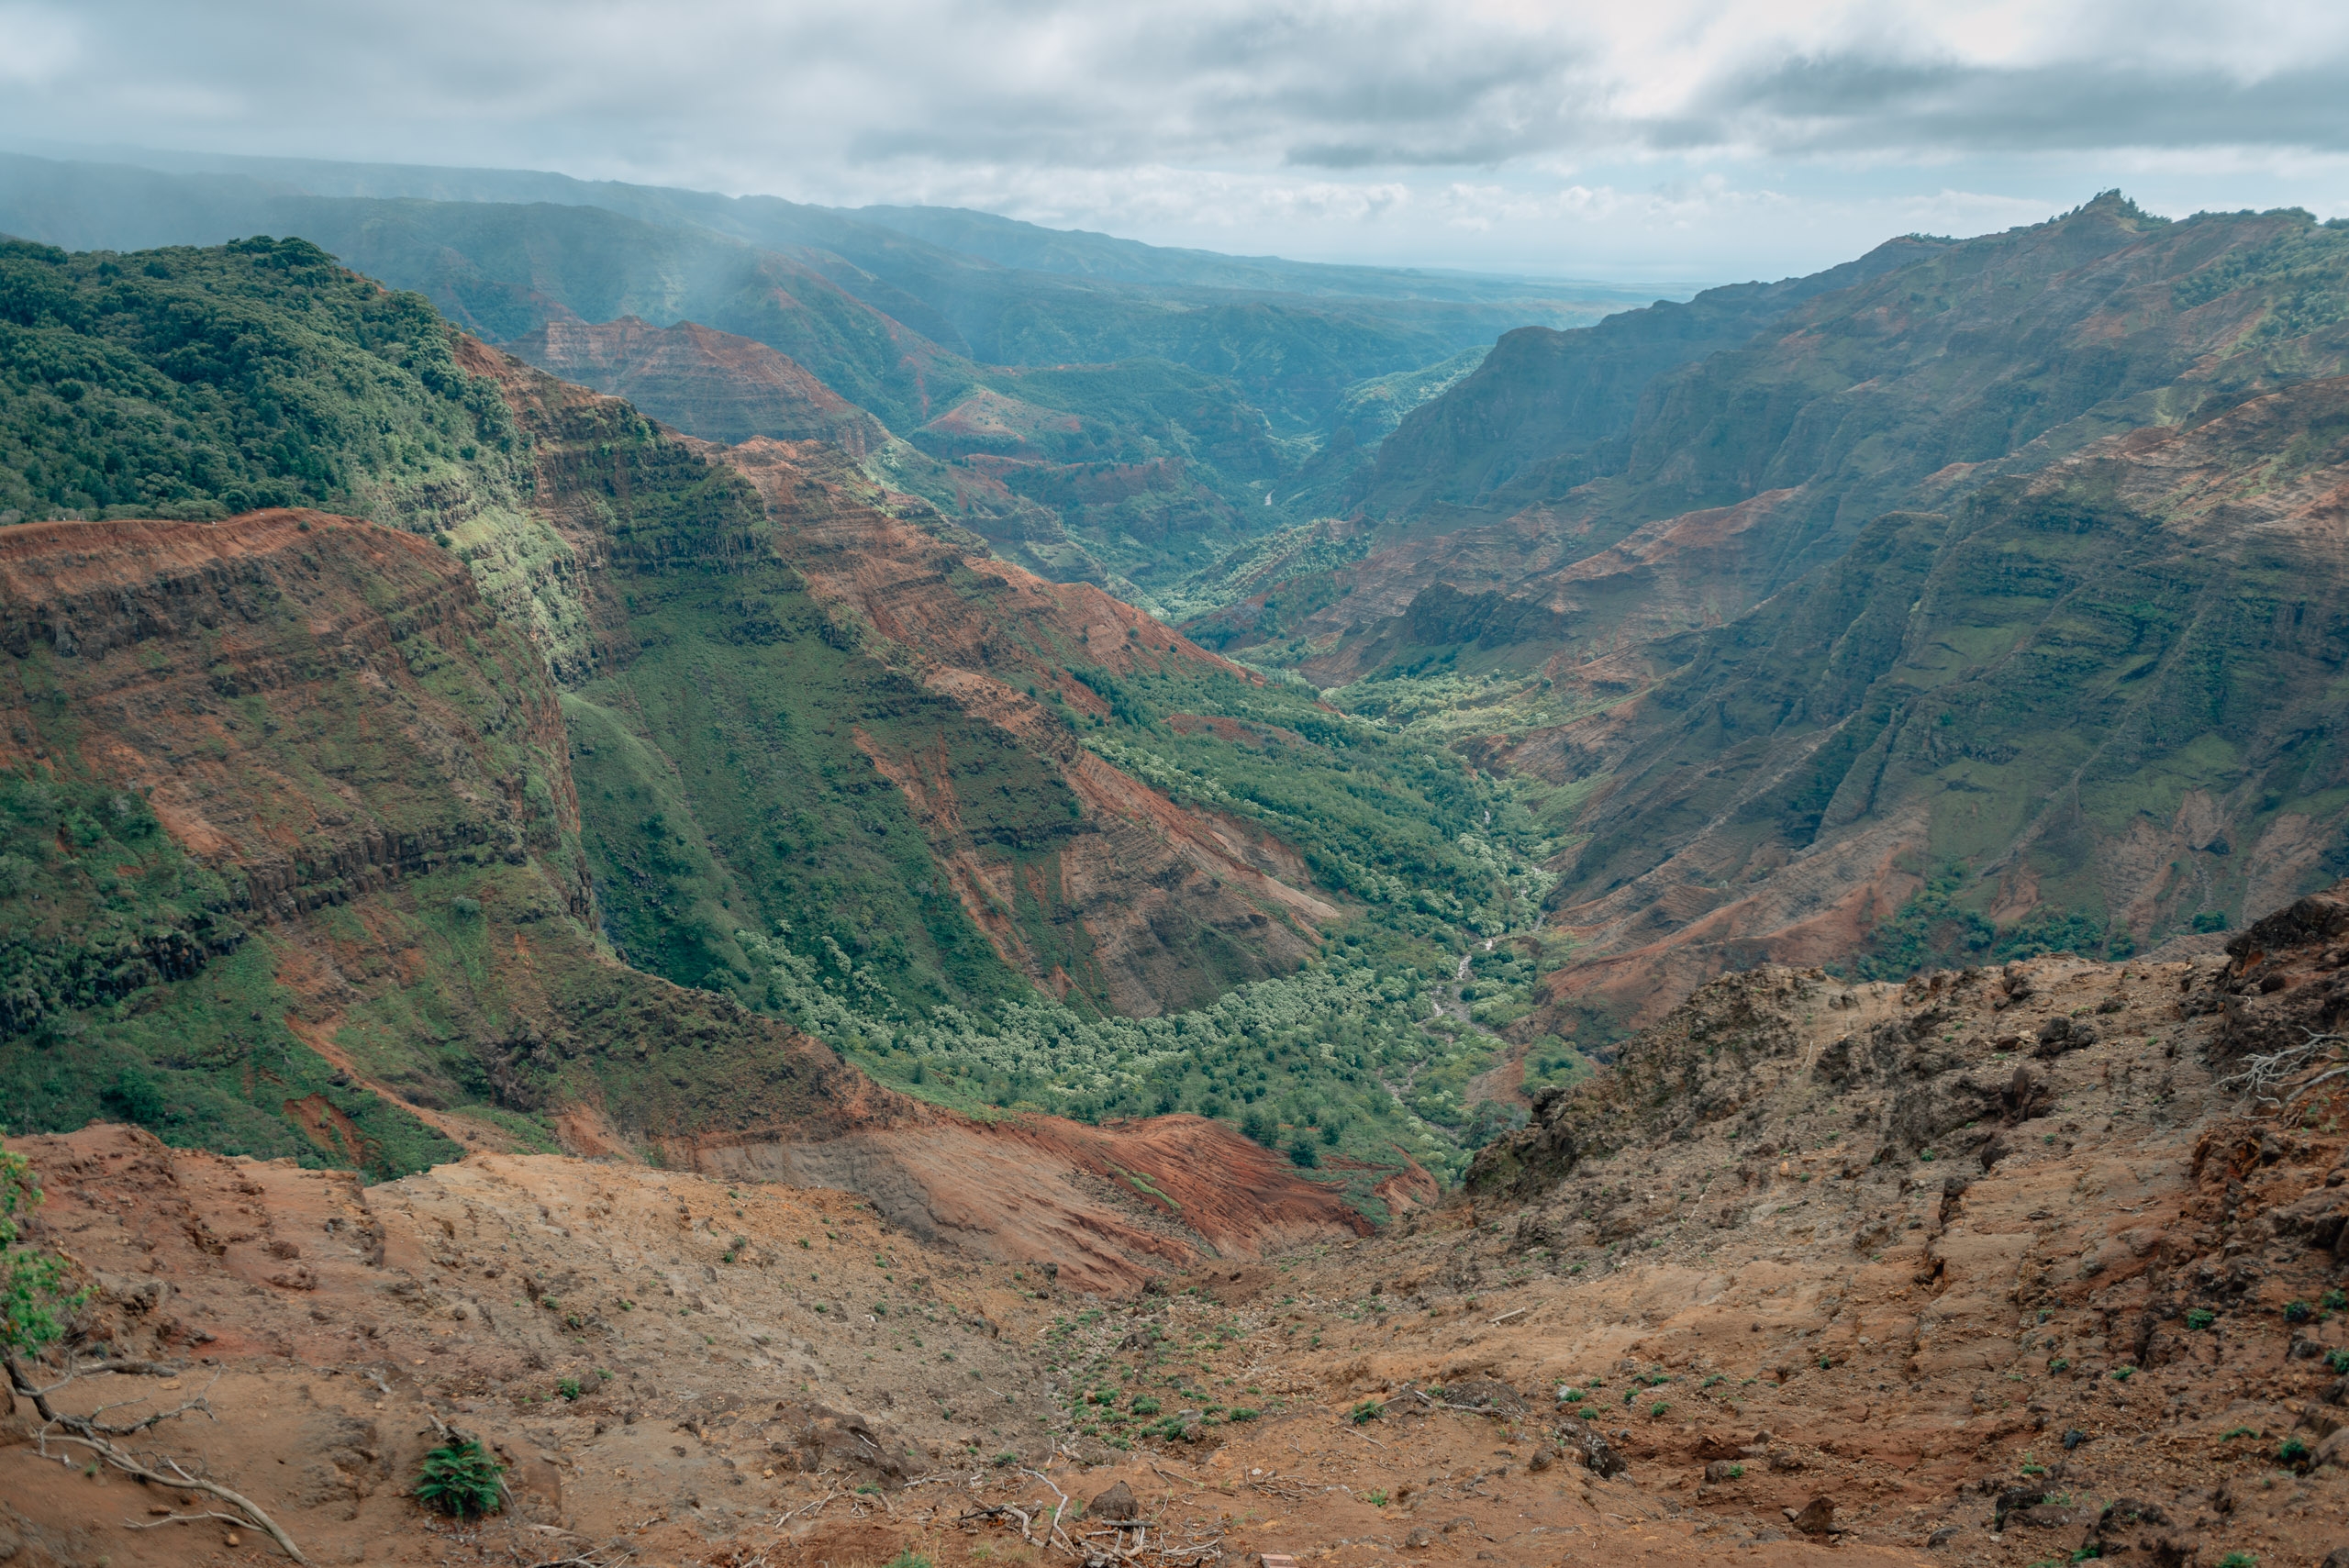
[2277, 1436, 2312, 1472]
[1130, 1396, 1161, 1415]
[1349, 1399, 1385, 1425]
[2282, 1300, 2312, 1325]
[2186, 1307, 2215, 1330]
[2326, 1348, 2349, 1374]
[1, 1142, 83, 1356]
[1649, 1401, 1670, 1418]
[556, 1376, 582, 1400]
[414, 1438, 505, 1518]
[2110, 1365, 2133, 1382]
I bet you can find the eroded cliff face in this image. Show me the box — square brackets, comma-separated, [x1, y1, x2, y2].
[1187, 202, 2349, 1042]
[0, 506, 856, 1168]
[0, 506, 1368, 1277]
[723, 436, 1335, 1016]
[401, 338, 1342, 1020]
[507, 315, 890, 454]
[0, 510, 587, 924]
[1506, 374, 2349, 1037]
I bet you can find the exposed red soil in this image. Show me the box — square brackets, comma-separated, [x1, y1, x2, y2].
[726, 436, 1339, 1015]
[659, 1105, 1374, 1294]
[0, 501, 1385, 1302]
[12, 893, 2348, 1567]
[507, 316, 888, 454]
[0, 508, 586, 920]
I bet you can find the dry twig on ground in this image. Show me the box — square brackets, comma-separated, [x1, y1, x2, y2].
[5, 1351, 306, 1563]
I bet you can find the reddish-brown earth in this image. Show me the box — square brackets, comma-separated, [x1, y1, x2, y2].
[507, 316, 889, 454]
[0, 500, 1372, 1284]
[12, 887, 2345, 1568]
[0, 508, 583, 918]
[721, 435, 1340, 1014]
[436, 337, 1343, 1016]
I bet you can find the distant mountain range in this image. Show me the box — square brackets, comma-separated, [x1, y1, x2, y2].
[0, 146, 1647, 611]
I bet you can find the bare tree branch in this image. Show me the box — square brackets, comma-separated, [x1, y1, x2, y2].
[2218, 1030, 2347, 1111]
[6, 1352, 306, 1563]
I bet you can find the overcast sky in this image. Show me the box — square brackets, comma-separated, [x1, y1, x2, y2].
[4, 0, 2345, 287]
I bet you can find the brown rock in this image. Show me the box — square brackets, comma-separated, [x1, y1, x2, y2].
[1089, 1480, 1139, 1520]
[1788, 1496, 1836, 1536]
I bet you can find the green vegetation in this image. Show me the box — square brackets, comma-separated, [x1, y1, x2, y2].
[1855, 862, 2122, 979]
[0, 766, 466, 1174]
[0, 236, 526, 526]
[1, 1140, 82, 1355]
[0, 237, 1575, 1193]
[550, 534, 1579, 1175]
[414, 1438, 506, 1518]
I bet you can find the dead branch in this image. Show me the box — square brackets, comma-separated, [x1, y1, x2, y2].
[961, 1502, 1036, 1541]
[50, 1438, 305, 1562]
[2219, 1030, 2346, 1111]
[2281, 1065, 2349, 1106]
[125, 1511, 251, 1530]
[1410, 1388, 1506, 1417]
[1023, 1467, 1079, 1552]
[7, 1352, 306, 1563]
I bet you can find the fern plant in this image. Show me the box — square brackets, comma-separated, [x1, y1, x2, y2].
[415, 1439, 505, 1518]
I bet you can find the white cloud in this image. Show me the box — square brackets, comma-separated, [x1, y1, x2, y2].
[1, 0, 2344, 281]
[0, 2, 79, 84]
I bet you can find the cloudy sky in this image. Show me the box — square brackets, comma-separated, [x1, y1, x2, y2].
[3, 0, 2344, 287]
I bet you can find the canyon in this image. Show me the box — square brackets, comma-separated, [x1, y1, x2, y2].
[6, 180, 2349, 1568]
